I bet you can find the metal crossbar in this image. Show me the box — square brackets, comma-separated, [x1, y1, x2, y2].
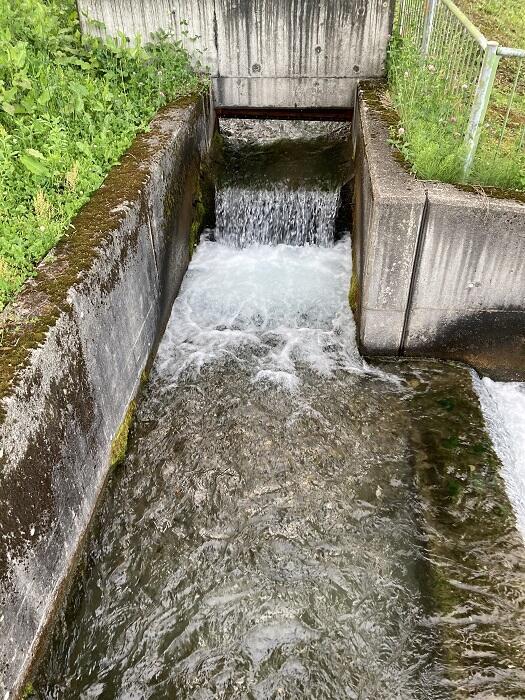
[395, 0, 525, 179]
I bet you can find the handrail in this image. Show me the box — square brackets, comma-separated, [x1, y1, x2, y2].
[441, 0, 488, 49]
[497, 46, 525, 59]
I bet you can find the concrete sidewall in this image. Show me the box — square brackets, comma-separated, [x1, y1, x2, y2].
[0, 94, 214, 698]
[353, 83, 525, 380]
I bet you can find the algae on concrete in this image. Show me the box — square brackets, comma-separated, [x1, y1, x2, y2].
[401, 360, 525, 692]
[110, 400, 137, 468]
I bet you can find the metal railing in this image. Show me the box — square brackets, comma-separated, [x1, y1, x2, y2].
[395, 0, 525, 180]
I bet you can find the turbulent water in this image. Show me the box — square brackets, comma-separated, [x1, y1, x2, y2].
[156, 237, 363, 390]
[476, 378, 525, 540]
[35, 120, 525, 699]
[38, 237, 446, 699]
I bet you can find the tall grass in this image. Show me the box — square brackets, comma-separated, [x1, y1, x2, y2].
[387, 33, 525, 190]
[0, 0, 207, 309]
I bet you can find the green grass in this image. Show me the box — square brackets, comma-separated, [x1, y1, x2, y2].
[388, 36, 470, 184]
[455, 0, 525, 49]
[388, 0, 525, 191]
[0, 0, 207, 309]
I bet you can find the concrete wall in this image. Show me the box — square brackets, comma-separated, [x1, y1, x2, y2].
[351, 84, 426, 353]
[0, 94, 214, 698]
[77, 0, 394, 108]
[353, 83, 525, 380]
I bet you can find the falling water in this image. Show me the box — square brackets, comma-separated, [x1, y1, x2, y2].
[214, 119, 351, 248]
[215, 187, 340, 247]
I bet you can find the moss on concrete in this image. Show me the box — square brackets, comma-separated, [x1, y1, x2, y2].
[0, 94, 213, 700]
[189, 186, 206, 257]
[348, 268, 359, 315]
[0, 96, 203, 423]
[110, 400, 137, 469]
[399, 361, 525, 688]
[21, 682, 34, 699]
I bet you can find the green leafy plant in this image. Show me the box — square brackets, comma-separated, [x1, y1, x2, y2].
[0, 0, 207, 308]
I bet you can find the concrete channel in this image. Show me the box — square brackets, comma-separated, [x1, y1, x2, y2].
[1, 2, 525, 695]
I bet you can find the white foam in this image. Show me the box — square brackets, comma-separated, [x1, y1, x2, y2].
[474, 376, 525, 540]
[156, 236, 364, 388]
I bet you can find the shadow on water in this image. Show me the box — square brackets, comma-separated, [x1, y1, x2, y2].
[33, 120, 525, 700]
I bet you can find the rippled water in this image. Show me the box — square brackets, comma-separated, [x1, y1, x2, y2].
[34, 121, 525, 699]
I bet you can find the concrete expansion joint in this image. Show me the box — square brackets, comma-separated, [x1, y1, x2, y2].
[398, 194, 430, 356]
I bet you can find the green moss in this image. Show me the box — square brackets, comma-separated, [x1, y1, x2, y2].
[402, 362, 525, 680]
[21, 682, 35, 699]
[348, 269, 360, 315]
[189, 194, 205, 257]
[188, 145, 217, 258]
[110, 400, 136, 468]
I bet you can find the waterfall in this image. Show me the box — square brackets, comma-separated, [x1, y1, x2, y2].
[213, 118, 351, 248]
[215, 186, 340, 247]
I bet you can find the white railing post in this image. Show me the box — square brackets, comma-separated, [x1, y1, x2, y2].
[462, 40, 500, 178]
[421, 0, 438, 55]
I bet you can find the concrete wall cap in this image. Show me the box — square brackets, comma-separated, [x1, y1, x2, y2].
[426, 181, 525, 214]
[356, 85, 426, 205]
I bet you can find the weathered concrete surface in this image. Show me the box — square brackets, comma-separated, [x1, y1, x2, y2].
[77, 0, 394, 108]
[351, 83, 426, 353]
[404, 184, 525, 379]
[0, 93, 214, 699]
[353, 82, 525, 379]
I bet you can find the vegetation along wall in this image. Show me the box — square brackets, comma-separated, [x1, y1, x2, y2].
[76, 0, 394, 109]
[0, 94, 215, 699]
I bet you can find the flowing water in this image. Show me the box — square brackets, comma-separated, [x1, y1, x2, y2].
[34, 121, 525, 699]
[475, 379, 525, 541]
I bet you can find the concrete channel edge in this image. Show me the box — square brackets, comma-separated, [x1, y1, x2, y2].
[0, 93, 215, 698]
[353, 81, 525, 380]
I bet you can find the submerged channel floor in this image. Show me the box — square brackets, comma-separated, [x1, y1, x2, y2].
[34, 122, 525, 699]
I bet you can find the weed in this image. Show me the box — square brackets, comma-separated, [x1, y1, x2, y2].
[388, 2, 525, 191]
[0, 0, 207, 309]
